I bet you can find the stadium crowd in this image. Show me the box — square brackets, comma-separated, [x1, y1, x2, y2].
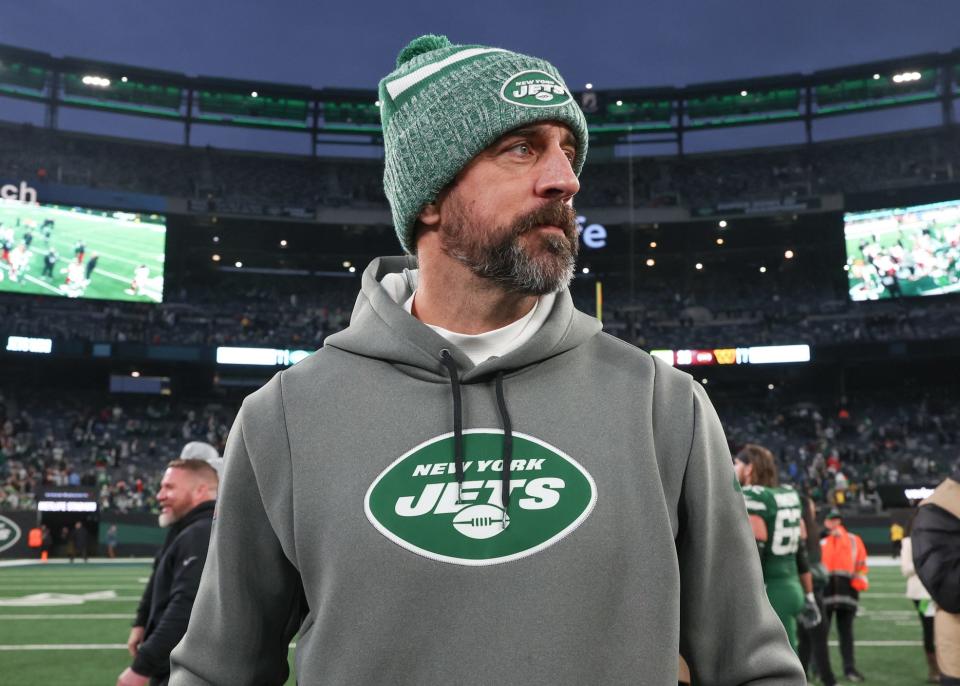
[0, 390, 233, 514]
[1, 383, 955, 515]
[2, 272, 959, 352]
[1, 122, 957, 213]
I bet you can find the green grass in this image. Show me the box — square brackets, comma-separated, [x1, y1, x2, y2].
[0, 202, 165, 303]
[0, 561, 932, 685]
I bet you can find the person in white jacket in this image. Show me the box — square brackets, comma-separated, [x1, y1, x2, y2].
[902, 530, 939, 683]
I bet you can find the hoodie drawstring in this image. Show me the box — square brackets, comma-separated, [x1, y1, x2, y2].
[439, 350, 465, 500]
[494, 371, 513, 522]
[439, 350, 514, 522]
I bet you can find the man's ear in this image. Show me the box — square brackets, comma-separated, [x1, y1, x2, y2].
[418, 200, 441, 226]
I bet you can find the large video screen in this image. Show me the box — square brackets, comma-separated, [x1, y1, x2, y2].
[0, 199, 165, 303]
[844, 199, 960, 301]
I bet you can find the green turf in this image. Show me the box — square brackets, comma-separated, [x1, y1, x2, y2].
[0, 562, 935, 685]
[0, 202, 165, 303]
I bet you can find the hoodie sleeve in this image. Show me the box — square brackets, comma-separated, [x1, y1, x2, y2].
[677, 381, 805, 685]
[169, 376, 305, 685]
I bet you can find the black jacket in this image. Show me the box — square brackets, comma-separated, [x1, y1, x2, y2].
[133, 500, 215, 681]
[912, 475, 960, 614]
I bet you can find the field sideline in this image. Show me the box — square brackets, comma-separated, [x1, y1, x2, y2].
[0, 558, 934, 685]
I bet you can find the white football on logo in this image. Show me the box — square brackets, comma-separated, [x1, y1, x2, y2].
[535, 92, 554, 101]
[452, 504, 510, 540]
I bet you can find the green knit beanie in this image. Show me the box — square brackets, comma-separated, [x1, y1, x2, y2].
[379, 34, 589, 254]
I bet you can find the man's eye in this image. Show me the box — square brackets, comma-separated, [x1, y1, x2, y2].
[509, 143, 531, 156]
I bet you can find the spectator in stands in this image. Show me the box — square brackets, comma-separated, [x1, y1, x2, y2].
[120, 451, 218, 686]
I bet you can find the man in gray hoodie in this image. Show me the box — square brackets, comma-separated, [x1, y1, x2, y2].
[170, 35, 804, 685]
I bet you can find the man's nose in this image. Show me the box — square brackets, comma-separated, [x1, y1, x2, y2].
[534, 146, 579, 201]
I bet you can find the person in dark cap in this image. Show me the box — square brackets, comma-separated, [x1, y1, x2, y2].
[912, 465, 960, 685]
[169, 34, 803, 686]
[820, 508, 869, 682]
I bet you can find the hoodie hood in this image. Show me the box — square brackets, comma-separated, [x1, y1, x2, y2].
[324, 255, 603, 383]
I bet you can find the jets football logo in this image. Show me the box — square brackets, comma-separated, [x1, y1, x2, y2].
[0, 515, 21, 554]
[364, 429, 597, 565]
[500, 70, 573, 108]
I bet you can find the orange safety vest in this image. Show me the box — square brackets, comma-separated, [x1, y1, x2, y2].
[27, 528, 42, 548]
[821, 524, 869, 591]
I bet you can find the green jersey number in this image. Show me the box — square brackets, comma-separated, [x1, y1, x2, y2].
[770, 506, 802, 556]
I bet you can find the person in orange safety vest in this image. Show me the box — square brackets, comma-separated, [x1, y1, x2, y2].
[821, 509, 869, 682]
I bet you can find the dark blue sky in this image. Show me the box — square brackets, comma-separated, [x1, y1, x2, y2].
[2, 1, 958, 154]
[4, 1, 958, 92]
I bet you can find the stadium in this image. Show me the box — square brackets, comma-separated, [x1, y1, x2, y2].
[1, 17, 959, 686]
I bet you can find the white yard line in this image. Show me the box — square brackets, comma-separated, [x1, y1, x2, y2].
[5, 269, 64, 295]
[0, 559, 153, 567]
[0, 642, 299, 650]
[1, 641, 918, 652]
[829, 640, 922, 647]
[0, 644, 129, 651]
[0, 613, 131, 621]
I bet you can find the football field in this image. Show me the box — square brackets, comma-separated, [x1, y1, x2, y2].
[0, 201, 165, 303]
[0, 560, 933, 685]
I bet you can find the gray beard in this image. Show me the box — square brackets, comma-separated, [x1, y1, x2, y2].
[440, 204, 579, 296]
[158, 513, 174, 528]
[450, 233, 576, 295]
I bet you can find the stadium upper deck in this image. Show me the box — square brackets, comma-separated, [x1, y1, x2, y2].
[1, 42, 958, 152]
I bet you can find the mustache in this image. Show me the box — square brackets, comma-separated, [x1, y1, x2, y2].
[512, 203, 578, 241]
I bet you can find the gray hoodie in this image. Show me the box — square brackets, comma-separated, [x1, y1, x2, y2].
[170, 255, 803, 685]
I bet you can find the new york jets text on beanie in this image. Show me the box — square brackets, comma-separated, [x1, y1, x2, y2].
[379, 34, 589, 254]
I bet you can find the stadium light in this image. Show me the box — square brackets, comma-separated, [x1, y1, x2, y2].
[695, 263, 703, 271]
[235, 261, 243, 268]
[585, 83, 593, 90]
[768, 383, 775, 390]
[892, 71, 922, 83]
[759, 266, 767, 273]
[131, 371, 140, 378]
[716, 238, 724, 245]
[81, 75, 111, 88]
[212, 236, 219, 243]
[718, 220, 727, 228]
[211, 254, 221, 262]
[649, 241, 657, 248]
[121, 76, 128, 83]
[251, 91, 259, 98]
[740, 90, 748, 96]
[646, 258, 655, 267]
[616, 100, 623, 106]
[342, 260, 352, 268]
[280, 239, 288, 247]
[581, 267, 590, 274]
[374, 100, 381, 107]
[873, 73, 881, 80]
[349, 266, 357, 273]
[843, 264, 850, 271]
[784, 249, 795, 259]
[701, 378, 708, 385]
